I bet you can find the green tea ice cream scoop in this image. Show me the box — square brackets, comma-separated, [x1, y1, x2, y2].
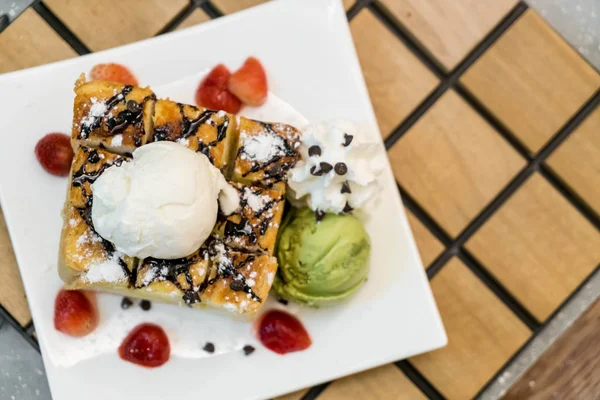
[273, 207, 370, 306]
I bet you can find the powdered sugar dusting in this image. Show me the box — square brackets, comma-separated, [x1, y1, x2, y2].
[84, 254, 127, 283]
[81, 97, 107, 128]
[241, 132, 286, 163]
[242, 188, 270, 212]
[111, 134, 123, 146]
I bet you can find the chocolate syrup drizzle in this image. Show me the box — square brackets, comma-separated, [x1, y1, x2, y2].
[79, 85, 156, 144]
[153, 103, 230, 163]
[139, 239, 262, 306]
[222, 187, 283, 249]
[239, 122, 298, 183]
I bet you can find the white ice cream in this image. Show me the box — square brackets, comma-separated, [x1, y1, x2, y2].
[288, 121, 384, 214]
[91, 141, 239, 259]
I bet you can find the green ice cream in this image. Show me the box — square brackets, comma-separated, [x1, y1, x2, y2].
[273, 207, 370, 306]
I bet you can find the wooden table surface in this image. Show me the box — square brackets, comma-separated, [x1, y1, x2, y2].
[1, 1, 599, 399]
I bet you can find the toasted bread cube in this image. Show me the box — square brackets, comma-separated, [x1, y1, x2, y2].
[231, 117, 301, 186]
[68, 146, 128, 209]
[132, 239, 277, 315]
[58, 205, 136, 285]
[213, 182, 285, 254]
[151, 99, 238, 172]
[72, 78, 155, 154]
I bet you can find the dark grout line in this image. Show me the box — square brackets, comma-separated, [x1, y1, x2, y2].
[419, 91, 600, 322]
[33, 2, 91, 55]
[0, 304, 39, 352]
[370, 1, 444, 78]
[380, 1, 528, 150]
[541, 164, 600, 230]
[300, 382, 331, 400]
[426, 249, 456, 280]
[455, 84, 532, 160]
[383, 83, 448, 150]
[537, 89, 600, 160]
[155, 2, 198, 35]
[346, 0, 371, 21]
[459, 250, 541, 330]
[473, 262, 600, 399]
[395, 361, 446, 400]
[201, 1, 225, 19]
[24, 319, 34, 332]
[398, 184, 452, 247]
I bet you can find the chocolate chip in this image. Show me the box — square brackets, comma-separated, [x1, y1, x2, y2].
[230, 279, 245, 291]
[126, 100, 141, 113]
[277, 298, 289, 306]
[203, 342, 215, 353]
[315, 209, 325, 222]
[343, 133, 354, 147]
[343, 202, 354, 213]
[243, 345, 255, 356]
[310, 165, 324, 176]
[266, 164, 282, 177]
[183, 291, 199, 305]
[341, 181, 352, 194]
[120, 297, 133, 310]
[334, 162, 348, 175]
[320, 162, 333, 173]
[308, 145, 322, 157]
[140, 300, 152, 311]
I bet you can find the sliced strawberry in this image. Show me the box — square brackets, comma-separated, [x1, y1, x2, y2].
[228, 57, 268, 107]
[118, 323, 170, 368]
[195, 64, 242, 114]
[35, 133, 74, 177]
[90, 63, 138, 86]
[54, 290, 98, 337]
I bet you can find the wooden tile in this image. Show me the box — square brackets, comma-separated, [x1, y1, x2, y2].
[350, 11, 438, 138]
[319, 364, 426, 400]
[44, 0, 188, 51]
[405, 208, 444, 267]
[0, 9, 76, 74]
[0, 208, 31, 326]
[379, 0, 518, 70]
[212, 0, 269, 14]
[212, 0, 355, 13]
[461, 10, 600, 153]
[388, 90, 524, 237]
[275, 389, 308, 400]
[504, 299, 600, 400]
[177, 9, 211, 31]
[547, 107, 600, 216]
[410, 258, 531, 399]
[466, 174, 600, 321]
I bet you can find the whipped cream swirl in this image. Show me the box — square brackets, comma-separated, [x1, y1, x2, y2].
[288, 121, 384, 214]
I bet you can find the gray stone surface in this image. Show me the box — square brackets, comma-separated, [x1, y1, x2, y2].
[528, 0, 600, 71]
[0, 317, 50, 400]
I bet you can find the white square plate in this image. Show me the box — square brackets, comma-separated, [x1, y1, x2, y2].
[0, 1, 446, 399]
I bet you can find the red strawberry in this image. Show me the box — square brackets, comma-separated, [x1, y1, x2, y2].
[54, 290, 98, 337]
[195, 64, 242, 114]
[228, 57, 268, 107]
[90, 63, 138, 86]
[35, 133, 74, 177]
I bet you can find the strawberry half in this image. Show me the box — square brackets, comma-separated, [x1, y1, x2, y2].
[35, 133, 74, 177]
[54, 290, 98, 337]
[228, 57, 268, 107]
[195, 64, 242, 114]
[90, 63, 138, 86]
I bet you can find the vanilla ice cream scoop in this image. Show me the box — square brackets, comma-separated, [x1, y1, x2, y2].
[91, 141, 239, 259]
